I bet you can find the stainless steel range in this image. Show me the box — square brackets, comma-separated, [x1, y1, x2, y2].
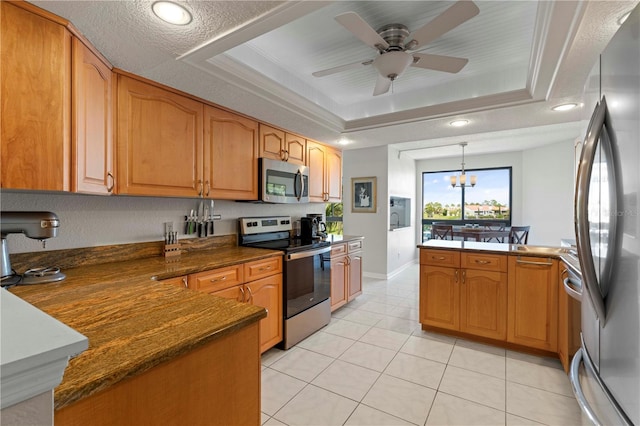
[239, 216, 331, 349]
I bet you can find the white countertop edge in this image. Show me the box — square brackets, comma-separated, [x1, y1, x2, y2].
[1, 288, 88, 410]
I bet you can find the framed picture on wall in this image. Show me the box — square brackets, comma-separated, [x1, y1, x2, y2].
[351, 177, 377, 213]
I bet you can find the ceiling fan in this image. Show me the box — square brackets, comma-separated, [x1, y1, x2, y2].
[312, 1, 480, 96]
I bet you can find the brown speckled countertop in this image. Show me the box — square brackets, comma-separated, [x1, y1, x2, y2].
[9, 246, 281, 410]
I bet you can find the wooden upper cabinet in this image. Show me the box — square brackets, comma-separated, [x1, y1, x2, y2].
[1, 2, 71, 191]
[117, 75, 203, 197]
[258, 124, 305, 165]
[204, 106, 258, 200]
[326, 146, 342, 202]
[72, 37, 113, 195]
[306, 140, 327, 202]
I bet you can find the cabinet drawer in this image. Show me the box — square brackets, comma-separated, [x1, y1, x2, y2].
[244, 257, 282, 282]
[421, 249, 460, 268]
[331, 243, 347, 257]
[347, 240, 362, 253]
[461, 252, 507, 272]
[189, 265, 243, 293]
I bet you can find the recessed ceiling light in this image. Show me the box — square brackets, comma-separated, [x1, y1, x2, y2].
[552, 103, 578, 111]
[152, 1, 192, 25]
[337, 137, 350, 145]
[449, 119, 469, 127]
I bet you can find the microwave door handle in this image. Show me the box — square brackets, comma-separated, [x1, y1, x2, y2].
[575, 99, 607, 322]
[294, 170, 302, 201]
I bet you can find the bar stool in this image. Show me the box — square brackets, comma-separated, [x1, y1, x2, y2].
[431, 224, 454, 240]
[509, 226, 530, 244]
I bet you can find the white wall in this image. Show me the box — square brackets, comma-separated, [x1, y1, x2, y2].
[342, 146, 388, 278]
[0, 192, 324, 254]
[415, 142, 575, 246]
[521, 141, 575, 245]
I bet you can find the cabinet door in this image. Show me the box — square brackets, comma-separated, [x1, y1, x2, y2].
[117, 75, 203, 197]
[326, 146, 342, 202]
[204, 106, 258, 200]
[246, 275, 283, 353]
[306, 141, 327, 202]
[330, 254, 348, 311]
[285, 133, 306, 165]
[188, 265, 244, 294]
[507, 257, 559, 351]
[258, 124, 285, 161]
[347, 254, 362, 301]
[460, 269, 507, 340]
[1, 2, 71, 191]
[211, 284, 245, 303]
[158, 276, 188, 289]
[420, 265, 460, 331]
[72, 37, 113, 194]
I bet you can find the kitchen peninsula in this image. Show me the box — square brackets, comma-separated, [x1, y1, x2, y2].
[8, 245, 281, 425]
[418, 240, 581, 369]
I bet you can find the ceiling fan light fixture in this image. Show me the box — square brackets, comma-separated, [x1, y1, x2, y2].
[152, 1, 192, 25]
[373, 51, 413, 80]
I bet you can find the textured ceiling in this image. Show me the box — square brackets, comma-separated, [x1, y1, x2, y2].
[32, 0, 639, 159]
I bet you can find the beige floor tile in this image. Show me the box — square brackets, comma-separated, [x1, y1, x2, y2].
[312, 359, 381, 401]
[455, 338, 506, 357]
[426, 392, 506, 426]
[357, 300, 397, 315]
[387, 305, 419, 321]
[506, 356, 573, 396]
[507, 350, 564, 369]
[339, 341, 397, 372]
[274, 384, 358, 426]
[297, 331, 355, 358]
[324, 318, 372, 340]
[344, 404, 414, 425]
[384, 352, 446, 389]
[262, 347, 288, 367]
[341, 309, 386, 326]
[439, 365, 506, 410]
[361, 374, 436, 425]
[332, 306, 356, 319]
[448, 344, 506, 379]
[359, 327, 410, 351]
[401, 335, 454, 364]
[261, 412, 270, 425]
[261, 368, 307, 416]
[412, 329, 458, 344]
[269, 347, 334, 382]
[373, 316, 420, 335]
[506, 381, 583, 426]
[505, 413, 545, 425]
[264, 417, 287, 425]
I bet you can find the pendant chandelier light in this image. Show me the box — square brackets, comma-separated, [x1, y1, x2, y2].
[450, 142, 477, 188]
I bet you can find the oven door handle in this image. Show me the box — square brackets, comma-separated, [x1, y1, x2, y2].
[285, 246, 332, 261]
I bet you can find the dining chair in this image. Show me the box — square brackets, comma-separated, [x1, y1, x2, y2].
[431, 224, 454, 240]
[509, 226, 530, 244]
[483, 222, 506, 243]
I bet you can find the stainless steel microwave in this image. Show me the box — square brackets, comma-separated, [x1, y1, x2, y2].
[259, 157, 309, 203]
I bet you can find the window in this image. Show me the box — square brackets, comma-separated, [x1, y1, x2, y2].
[422, 167, 512, 241]
[325, 202, 343, 235]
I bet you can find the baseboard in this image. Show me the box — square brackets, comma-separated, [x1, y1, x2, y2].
[363, 258, 418, 280]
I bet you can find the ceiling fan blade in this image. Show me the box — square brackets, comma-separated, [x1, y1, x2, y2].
[373, 74, 391, 96]
[412, 53, 468, 73]
[312, 59, 373, 78]
[335, 12, 389, 51]
[408, 1, 479, 50]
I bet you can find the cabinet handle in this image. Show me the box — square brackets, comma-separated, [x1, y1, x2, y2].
[211, 275, 227, 282]
[474, 260, 491, 265]
[432, 256, 446, 261]
[106, 172, 114, 193]
[181, 277, 188, 288]
[246, 285, 254, 303]
[462, 270, 466, 284]
[516, 256, 553, 266]
[197, 180, 203, 197]
[239, 286, 246, 302]
[284, 150, 289, 162]
[205, 180, 210, 197]
[455, 269, 459, 283]
[259, 266, 272, 271]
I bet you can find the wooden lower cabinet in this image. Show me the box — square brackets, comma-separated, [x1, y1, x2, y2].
[507, 256, 559, 352]
[420, 249, 507, 340]
[159, 275, 188, 289]
[55, 321, 260, 426]
[188, 257, 283, 353]
[329, 240, 363, 311]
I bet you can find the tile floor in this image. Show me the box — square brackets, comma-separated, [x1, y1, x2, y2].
[260, 264, 585, 426]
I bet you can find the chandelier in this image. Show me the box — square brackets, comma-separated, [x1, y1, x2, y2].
[450, 142, 477, 188]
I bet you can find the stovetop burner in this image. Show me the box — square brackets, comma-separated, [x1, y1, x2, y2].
[244, 238, 330, 253]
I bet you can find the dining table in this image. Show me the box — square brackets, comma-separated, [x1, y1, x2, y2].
[451, 226, 511, 242]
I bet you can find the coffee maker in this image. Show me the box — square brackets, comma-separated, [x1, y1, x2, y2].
[305, 214, 327, 239]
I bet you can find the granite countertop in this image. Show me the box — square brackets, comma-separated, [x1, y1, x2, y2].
[9, 246, 280, 410]
[325, 235, 364, 244]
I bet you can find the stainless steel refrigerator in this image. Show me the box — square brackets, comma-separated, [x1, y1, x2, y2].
[571, 4, 640, 425]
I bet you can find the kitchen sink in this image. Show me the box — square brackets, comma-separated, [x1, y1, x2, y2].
[512, 245, 572, 256]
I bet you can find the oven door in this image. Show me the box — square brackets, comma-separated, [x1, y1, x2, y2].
[284, 246, 331, 319]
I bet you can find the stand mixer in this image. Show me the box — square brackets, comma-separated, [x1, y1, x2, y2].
[1, 211, 64, 286]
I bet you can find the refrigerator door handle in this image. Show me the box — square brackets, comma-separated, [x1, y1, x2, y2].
[575, 99, 609, 322]
[570, 348, 602, 426]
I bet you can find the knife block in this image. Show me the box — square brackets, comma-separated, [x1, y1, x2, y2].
[163, 243, 181, 261]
